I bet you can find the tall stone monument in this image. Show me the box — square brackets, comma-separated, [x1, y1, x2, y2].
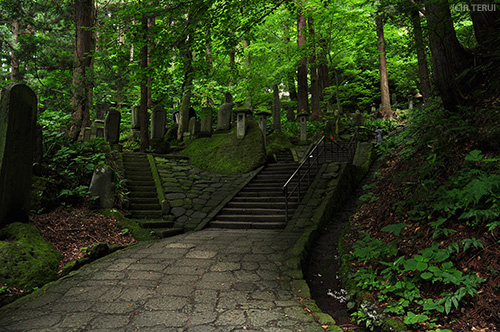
[104, 109, 121, 145]
[0, 83, 37, 227]
[151, 105, 166, 139]
[216, 92, 234, 132]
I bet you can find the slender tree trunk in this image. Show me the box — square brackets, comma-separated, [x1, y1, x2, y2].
[426, 0, 472, 110]
[243, 37, 252, 108]
[71, 0, 95, 140]
[139, 13, 150, 151]
[376, 14, 392, 119]
[318, 39, 330, 108]
[410, 9, 432, 103]
[308, 17, 320, 119]
[177, 52, 193, 141]
[10, 20, 20, 81]
[297, 6, 309, 115]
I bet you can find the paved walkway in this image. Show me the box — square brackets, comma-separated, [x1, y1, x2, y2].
[0, 229, 326, 331]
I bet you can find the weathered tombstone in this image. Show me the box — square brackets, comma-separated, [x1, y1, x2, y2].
[352, 110, 365, 127]
[371, 105, 377, 113]
[256, 111, 271, 145]
[151, 105, 166, 139]
[104, 109, 121, 144]
[131, 105, 140, 130]
[297, 110, 309, 144]
[89, 165, 115, 208]
[408, 99, 414, 110]
[94, 119, 104, 137]
[233, 108, 253, 139]
[216, 92, 234, 132]
[188, 117, 200, 137]
[200, 107, 213, 137]
[0, 83, 37, 227]
[83, 126, 92, 142]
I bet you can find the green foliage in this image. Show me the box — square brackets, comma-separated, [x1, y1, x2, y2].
[351, 234, 485, 329]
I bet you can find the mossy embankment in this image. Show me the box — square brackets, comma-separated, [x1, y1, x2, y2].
[0, 222, 62, 291]
[179, 120, 266, 175]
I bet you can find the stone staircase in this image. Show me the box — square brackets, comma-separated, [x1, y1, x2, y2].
[122, 153, 183, 238]
[210, 150, 303, 229]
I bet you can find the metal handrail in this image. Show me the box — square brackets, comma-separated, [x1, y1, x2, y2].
[282, 132, 358, 222]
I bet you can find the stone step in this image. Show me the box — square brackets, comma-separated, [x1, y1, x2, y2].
[210, 221, 286, 229]
[138, 219, 174, 229]
[125, 174, 153, 181]
[215, 214, 285, 223]
[128, 180, 156, 187]
[130, 203, 161, 210]
[219, 208, 285, 215]
[232, 196, 286, 203]
[236, 191, 285, 197]
[151, 227, 184, 239]
[127, 184, 156, 191]
[226, 201, 297, 209]
[124, 166, 152, 172]
[129, 197, 160, 204]
[129, 192, 158, 199]
[128, 210, 163, 219]
[239, 186, 286, 193]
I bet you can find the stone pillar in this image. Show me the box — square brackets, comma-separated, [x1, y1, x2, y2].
[94, 119, 104, 137]
[83, 127, 92, 142]
[233, 109, 253, 139]
[0, 83, 37, 227]
[104, 109, 121, 145]
[256, 111, 271, 145]
[352, 110, 365, 127]
[151, 105, 166, 139]
[408, 99, 414, 110]
[200, 107, 213, 137]
[297, 110, 309, 144]
[188, 117, 200, 137]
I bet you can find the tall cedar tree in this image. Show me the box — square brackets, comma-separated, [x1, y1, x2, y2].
[410, 9, 432, 103]
[425, 0, 471, 110]
[71, 0, 95, 141]
[308, 16, 320, 119]
[297, 5, 309, 115]
[139, 11, 150, 151]
[376, 13, 392, 119]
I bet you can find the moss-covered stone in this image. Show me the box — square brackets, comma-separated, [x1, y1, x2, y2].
[179, 120, 266, 175]
[99, 209, 153, 241]
[0, 222, 62, 290]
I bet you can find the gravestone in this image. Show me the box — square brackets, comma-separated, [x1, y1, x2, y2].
[89, 165, 115, 208]
[188, 117, 200, 137]
[375, 128, 383, 144]
[200, 107, 213, 137]
[216, 92, 234, 131]
[131, 105, 140, 130]
[256, 111, 271, 145]
[151, 105, 166, 139]
[104, 109, 121, 144]
[0, 83, 37, 227]
[94, 119, 104, 137]
[83, 127, 92, 142]
[352, 110, 365, 127]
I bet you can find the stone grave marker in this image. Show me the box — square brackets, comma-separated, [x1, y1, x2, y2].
[188, 117, 200, 137]
[297, 110, 309, 144]
[83, 126, 92, 142]
[200, 107, 213, 137]
[151, 105, 166, 139]
[104, 109, 121, 144]
[352, 110, 365, 127]
[0, 83, 37, 227]
[131, 105, 140, 130]
[233, 108, 253, 139]
[216, 92, 234, 131]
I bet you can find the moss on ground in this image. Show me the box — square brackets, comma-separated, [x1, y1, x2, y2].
[0, 222, 62, 290]
[179, 120, 266, 175]
[99, 209, 153, 241]
[266, 131, 294, 158]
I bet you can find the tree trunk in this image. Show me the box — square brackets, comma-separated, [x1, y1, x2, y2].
[376, 14, 392, 119]
[318, 39, 330, 108]
[139, 14, 150, 151]
[468, 0, 500, 51]
[410, 9, 432, 103]
[71, 0, 95, 141]
[426, 0, 472, 110]
[272, 84, 281, 132]
[177, 52, 194, 141]
[297, 6, 309, 115]
[243, 37, 252, 108]
[308, 17, 320, 119]
[10, 20, 20, 81]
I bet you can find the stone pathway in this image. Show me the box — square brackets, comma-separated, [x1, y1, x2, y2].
[0, 229, 326, 332]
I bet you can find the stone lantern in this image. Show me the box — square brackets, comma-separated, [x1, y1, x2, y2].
[233, 108, 253, 139]
[297, 110, 310, 144]
[255, 111, 271, 144]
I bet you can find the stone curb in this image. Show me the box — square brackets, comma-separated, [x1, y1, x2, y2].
[282, 142, 375, 332]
